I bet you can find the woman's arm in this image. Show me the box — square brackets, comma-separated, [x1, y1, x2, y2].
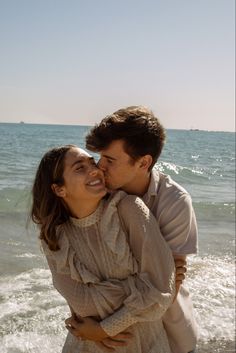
[44, 253, 127, 318]
[45, 254, 133, 348]
[98, 195, 175, 336]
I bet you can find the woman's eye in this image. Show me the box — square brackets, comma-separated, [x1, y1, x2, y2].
[90, 160, 98, 168]
[76, 166, 84, 171]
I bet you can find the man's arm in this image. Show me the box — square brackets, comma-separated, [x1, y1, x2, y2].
[157, 190, 197, 298]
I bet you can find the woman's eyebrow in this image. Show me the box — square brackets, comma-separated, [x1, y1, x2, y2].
[71, 157, 94, 168]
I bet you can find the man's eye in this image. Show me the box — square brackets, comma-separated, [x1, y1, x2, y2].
[107, 159, 113, 164]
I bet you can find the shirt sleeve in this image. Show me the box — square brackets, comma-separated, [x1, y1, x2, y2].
[100, 195, 175, 336]
[159, 193, 198, 256]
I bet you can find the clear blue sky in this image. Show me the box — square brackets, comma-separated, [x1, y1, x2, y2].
[0, 0, 235, 131]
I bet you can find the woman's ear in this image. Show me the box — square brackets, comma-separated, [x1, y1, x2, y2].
[51, 184, 66, 198]
[139, 155, 153, 171]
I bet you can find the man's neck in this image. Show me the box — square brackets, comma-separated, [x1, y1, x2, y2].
[122, 172, 151, 197]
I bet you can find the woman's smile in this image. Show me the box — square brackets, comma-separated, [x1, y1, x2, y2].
[87, 178, 104, 187]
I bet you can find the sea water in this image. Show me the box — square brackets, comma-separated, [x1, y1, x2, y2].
[0, 123, 235, 353]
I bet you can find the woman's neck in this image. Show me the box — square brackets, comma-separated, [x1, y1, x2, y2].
[66, 198, 101, 219]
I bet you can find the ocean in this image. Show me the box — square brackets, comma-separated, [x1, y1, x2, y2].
[0, 122, 235, 353]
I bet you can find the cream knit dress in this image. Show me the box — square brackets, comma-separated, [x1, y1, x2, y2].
[42, 191, 175, 353]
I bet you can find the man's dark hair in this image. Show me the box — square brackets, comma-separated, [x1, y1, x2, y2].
[86, 106, 166, 170]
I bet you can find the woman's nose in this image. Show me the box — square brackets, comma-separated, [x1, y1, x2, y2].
[98, 158, 106, 171]
[89, 165, 99, 176]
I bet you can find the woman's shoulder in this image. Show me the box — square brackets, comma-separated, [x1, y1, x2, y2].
[105, 191, 145, 207]
[104, 191, 151, 223]
[119, 193, 150, 217]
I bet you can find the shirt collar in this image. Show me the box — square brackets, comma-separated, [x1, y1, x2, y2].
[143, 168, 160, 203]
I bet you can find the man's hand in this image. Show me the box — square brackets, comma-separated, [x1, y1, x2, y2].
[65, 315, 133, 351]
[173, 255, 187, 301]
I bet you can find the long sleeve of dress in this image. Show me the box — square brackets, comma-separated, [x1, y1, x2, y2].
[100, 194, 175, 336]
[42, 251, 130, 318]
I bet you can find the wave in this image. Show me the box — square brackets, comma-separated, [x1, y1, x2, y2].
[1, 333, 65, 353]
[156, 161, 235, 181]
[186, 255, 235, 345]
[193, 201, 235, 222]
[0, 255, 235, 352]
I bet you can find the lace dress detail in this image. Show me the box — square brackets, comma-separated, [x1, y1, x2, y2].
[70, 200, 105, 228]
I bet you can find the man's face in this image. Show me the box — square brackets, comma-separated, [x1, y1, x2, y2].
[98, 139, 141, 192]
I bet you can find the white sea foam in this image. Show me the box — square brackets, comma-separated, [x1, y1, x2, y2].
[186, 256, 235, 342]
[0, 269, 67, 319]
[15, 253, 40, 258]
[0, 256, 235, 352]
[1, 333, 65, 353]
[156, 161, 206, 178]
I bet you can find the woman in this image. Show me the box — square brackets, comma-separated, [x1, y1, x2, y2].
[31, 144, 175, 353]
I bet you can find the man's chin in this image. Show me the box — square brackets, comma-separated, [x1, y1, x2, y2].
[105, 182, 117, 193]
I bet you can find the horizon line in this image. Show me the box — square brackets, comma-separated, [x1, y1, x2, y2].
[0, 121, 234, 133]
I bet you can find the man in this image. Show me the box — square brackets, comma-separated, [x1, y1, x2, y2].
[67, 106, 198, 353]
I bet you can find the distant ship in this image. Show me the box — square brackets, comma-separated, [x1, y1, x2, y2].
[19, 121, 25, 124]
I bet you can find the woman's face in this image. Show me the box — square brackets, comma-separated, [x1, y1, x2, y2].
[59, 147, 107, 202]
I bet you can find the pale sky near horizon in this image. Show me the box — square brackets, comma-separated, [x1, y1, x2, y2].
[0, 0, 235, 131]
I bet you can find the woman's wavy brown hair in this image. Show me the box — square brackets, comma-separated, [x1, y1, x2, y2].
[31, 145, 76, 251]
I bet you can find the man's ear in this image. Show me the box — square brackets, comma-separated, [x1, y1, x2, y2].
[139, 155, 153, 171]
[51, 184, 66, 198]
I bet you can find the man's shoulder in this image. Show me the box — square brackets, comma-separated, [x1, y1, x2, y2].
[152, 169, 191, 200]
